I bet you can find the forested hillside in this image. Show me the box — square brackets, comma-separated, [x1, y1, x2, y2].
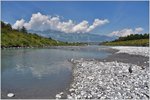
[102, 34, 149, 46]
[1, 21, 83, 48]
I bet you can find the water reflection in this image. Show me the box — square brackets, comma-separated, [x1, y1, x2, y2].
[15, 61, 72, 79]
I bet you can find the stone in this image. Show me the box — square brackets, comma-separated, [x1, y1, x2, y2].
[7, 93, 15, 97]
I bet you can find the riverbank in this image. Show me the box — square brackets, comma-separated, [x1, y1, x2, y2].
[56, 46, 149, 99]
[1, 42, 86, 50]
[102, 39, 149, 46]
[1, 45, 87, 50]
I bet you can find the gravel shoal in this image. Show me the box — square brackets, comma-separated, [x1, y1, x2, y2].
[111, 46, 149, 57]
[64, 59, 149, 99]
[56, 46, 149, 99]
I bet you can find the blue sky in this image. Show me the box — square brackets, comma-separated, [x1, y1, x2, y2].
[1, 1, 149, 36]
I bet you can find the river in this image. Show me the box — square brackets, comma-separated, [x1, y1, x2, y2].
[1, 45, 111, 99]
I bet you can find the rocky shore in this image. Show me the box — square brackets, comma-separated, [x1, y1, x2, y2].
[56, 46, 149, 99]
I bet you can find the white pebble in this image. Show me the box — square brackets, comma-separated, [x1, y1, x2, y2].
[69, 88, 75, 92]
[7, 93, 15, 97]
[56, 94, 61, 99]
[60, 92, 63, 95]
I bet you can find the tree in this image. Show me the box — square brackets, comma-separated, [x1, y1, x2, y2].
[1, 21, 6, 28]
[6, 24, 12, 31]
[48, 37, 52, 40]
[20, 26, 27, 33]
[115, 33, 149, 42]
[1, 21, 12, 31]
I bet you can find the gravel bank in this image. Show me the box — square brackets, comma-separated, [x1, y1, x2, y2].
[66, 59, 149, 99]
[56, 46, 149, 99]
[111, 46, 149, 57]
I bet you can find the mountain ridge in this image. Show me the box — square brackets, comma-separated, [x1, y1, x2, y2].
[29, 30, 116, 42]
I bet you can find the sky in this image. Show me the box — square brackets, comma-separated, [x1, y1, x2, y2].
[1, 1, 149, 37]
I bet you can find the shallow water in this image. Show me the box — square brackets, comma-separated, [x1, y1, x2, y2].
[1, 45, 111, 99]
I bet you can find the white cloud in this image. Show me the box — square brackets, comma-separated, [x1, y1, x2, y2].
[12, 19, 25, 29]
[3, 21, 9, 24]
[109, 27, 144, 37]
[12, 12, 109, 33]
[72, 20, 89, 33]
[87, 19, 109, 32]
[135, 27, 144, 34]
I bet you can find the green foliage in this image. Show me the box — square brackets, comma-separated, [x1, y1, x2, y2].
[114, 34, 149, 42]
[20, 26, 27, 33]
[103, 39, 149, 46]
[1, 21, 83, 48]
[102, 33, 149, 46]
[1, 21, 12, 31]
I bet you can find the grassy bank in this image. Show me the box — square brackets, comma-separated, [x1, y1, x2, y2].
[1, 32, 84, 48]
[102, 39, 149, 46]
[1, 21, 84, 48]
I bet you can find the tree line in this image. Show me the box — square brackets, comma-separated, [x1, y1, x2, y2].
[1, 21, 27, 33]
[113, 33, 149, 42]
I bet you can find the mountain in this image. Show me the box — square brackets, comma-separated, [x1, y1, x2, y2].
[29, 30, 116, 42]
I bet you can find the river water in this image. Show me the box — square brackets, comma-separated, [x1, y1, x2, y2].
[1, 46, 111, 99]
